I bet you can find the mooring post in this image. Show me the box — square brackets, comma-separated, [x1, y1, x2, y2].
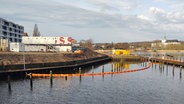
[111, 64, 113, 72]
[79, 67, 82, 79]
[173, 64, 175, 70]
[50, 70, 53, 86]
[30, 73, 33, 90]
[102, 66, 104, 73]
[8, 75, 11, 90]
[111, 64, 113, 71]
[159, 62, 161, 70]
[166, 65, 168, 76]
[180, 66, 182, 76]
[30, 73, 32, 79]
[65, 76, 67, 80]
[163, 63, 164, 72]
[79, 67, 81, 74]
[172, 65, 175, 77]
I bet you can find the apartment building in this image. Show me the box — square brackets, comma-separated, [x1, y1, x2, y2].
[0, 18, 24, 50]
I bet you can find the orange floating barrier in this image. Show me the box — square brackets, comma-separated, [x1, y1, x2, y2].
[27, 63, 152, 78]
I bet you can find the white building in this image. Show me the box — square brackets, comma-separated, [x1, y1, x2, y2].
[0, 18, 24, 51]
[10, 42, 24, 52]
[151, 39, 180, 49]
[161, 39, 180, 46]
[18, 36, 72, 52]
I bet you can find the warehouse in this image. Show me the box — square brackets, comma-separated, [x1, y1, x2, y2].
[10, 36, 72, 52]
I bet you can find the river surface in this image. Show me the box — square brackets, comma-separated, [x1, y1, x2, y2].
[0, 62, 184, 104]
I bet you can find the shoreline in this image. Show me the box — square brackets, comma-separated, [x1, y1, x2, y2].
[0, 49, 111, 75]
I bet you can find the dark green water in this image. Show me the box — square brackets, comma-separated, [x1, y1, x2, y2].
[0, 62, 183, 104]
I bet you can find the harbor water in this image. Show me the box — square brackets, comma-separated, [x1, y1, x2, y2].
[0, 61, 184, 104]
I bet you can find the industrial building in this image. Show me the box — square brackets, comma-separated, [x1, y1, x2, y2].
[10, 36, 72, 52]
[0, 18, 24, 51]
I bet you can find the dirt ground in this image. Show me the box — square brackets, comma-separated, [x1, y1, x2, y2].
[0, 49, 104, 66]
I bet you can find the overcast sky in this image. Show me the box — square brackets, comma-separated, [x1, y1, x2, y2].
[1, 0, 184, 43]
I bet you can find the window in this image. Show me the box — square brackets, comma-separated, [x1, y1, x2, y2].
[4, 21, 9, 26]
[9, 28, 12, 31]
[2, 26, 7, 30]
[10, 38, 12, 42]
[3, 31, 7, 35]
[13, 24, 16, 28]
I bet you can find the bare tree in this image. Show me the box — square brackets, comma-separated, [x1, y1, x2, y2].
[79, 39, 93, 49]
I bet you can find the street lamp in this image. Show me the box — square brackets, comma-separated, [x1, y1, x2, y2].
[22, 43, 25, 70]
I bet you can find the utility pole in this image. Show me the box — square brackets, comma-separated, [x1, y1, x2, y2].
[22, 43, 25, 70]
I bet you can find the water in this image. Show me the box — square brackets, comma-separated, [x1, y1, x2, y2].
[0, 62, 184, 104]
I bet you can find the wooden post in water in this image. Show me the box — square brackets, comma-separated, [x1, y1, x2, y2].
[159, 62, 161, 70]
[92, 65, 94, 74]
[30, 73, 33, 90]
[8, 75, 11, 90]
[180, 66, 182, 78]
[79, 67, 82, 74]
[162, 63, 164, 72]
[65, 76, 67, 80]
[111, 64, 113, 71]
[102, 66, 104, 73]
[50, 70, 53, 86]
[172, 65, 175, 77]
[166, 63, 168, 76]
[79, 67, 82, 79]
[111, 64, 113, 72]
[173, 64, 175, 70]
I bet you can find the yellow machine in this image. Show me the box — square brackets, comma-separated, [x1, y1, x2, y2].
[112, 49, 130, 55]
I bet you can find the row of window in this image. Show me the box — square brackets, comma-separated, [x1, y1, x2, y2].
[9, 38, 22, 42]
[0, 29, 24, 35]
[0, 25, 24, 33]
[1, 37, 22, 42]
[1, 31, 23, 38]
[0, 20, 24, 30]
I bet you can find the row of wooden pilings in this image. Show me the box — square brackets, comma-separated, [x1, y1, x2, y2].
[150, 58, 183, 79]
[6, 65, 107, 91]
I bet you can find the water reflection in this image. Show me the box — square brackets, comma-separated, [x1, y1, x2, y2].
[152, 61, 183, 81]
[111, 62, 130, 72]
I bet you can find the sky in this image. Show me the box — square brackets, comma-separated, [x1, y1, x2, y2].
[0, 0, 184, 43]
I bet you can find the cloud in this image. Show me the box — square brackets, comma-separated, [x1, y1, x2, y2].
[1, 0, 184, 42]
